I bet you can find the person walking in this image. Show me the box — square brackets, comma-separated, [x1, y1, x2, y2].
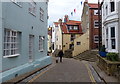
[58, 50, 64, 62]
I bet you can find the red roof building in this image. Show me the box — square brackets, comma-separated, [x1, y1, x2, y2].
[61, 20, 83, 34]
[54, 15, 83, 52]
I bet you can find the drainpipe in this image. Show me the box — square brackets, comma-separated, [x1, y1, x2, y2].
[98, 0, 101, 51]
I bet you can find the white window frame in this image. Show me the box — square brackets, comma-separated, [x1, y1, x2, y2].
[74, 26, 78, 30]
[28, 0, 36, 16]
[39, 36, 45, 52]
[94, 10, 98, 15]
[3, 29, 20, 58]
[40, 7, 44, 21]
[105, 26, 117, 52]
[94, 35, 99, 43]
[110, 27, 116, 50]
[94, 20, 99, 28]
[69, 26, 72, 30]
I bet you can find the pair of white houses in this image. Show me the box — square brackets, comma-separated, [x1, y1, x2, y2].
[102, 0, 120, 58]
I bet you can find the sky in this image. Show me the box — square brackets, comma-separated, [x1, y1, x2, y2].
[48, 0, 100, 27]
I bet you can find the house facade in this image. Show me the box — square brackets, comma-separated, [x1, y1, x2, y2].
[62, 19, 83, 53]
[55, 19, 63, 50]
[81, 1, 99, 50]
[0, 1, 51, 82]
[52, 22, 59, 52]
[48, 27, 52, 53]
[102, 0, 119, 54]
[53, 15, 83, 55]
[73, 30, 89, 56]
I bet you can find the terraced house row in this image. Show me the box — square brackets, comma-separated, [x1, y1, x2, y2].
[0, 0, 51, 82]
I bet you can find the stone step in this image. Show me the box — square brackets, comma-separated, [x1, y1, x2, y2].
[74, 50, 98, 62]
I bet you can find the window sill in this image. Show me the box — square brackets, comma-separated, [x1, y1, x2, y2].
[94, 42, 99, 43]
[40, 19, 44, 22]
[12, 2, 22, 8]
[3, 54, 20, 58]
[29, 11, 36, 17]
[94, 27, 99, 28]
[39, 50, 44, 52]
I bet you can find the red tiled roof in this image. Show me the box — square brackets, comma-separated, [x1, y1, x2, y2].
[66, 20, 81, 25]
[88, 3, 98, 8]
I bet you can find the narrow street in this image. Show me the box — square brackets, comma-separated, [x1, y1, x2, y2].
[1, 0, 120, 83]
[28, 58, 101, 83]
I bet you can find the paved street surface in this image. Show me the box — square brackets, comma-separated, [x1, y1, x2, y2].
[28, 58, 97, 82]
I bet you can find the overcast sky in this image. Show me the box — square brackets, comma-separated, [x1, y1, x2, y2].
[48, 0, 100, 27]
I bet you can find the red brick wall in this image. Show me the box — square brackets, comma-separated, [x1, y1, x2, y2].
[89, 9, 99, 49]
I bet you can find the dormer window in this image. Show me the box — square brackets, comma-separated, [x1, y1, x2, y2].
[68, 26, 78, 30]
[110, 1, 115, 12]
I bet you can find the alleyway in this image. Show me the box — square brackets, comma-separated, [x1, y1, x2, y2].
[28, 58, 100, 83]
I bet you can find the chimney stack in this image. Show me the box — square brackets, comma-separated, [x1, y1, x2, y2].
[64, 15, 69, 23]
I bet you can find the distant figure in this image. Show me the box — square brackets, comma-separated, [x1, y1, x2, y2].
[58, 50, 64, 62]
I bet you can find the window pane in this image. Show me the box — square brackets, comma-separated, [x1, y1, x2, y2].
[106, 5, 108, 15]
[110, 2, 115, 12]
[7, 30, 10, 36]
[94, 20, 99, 27]
[6, 50, 10, 55]
[111, 39, 116, 49]
[106, 39, 108, 48]
[3, 50, 6, 56]
[11, 50, 14, 55]
[111, 27, 115, 37]
[7, 43, 10, 49]
[11, 43, 14, 48]
[106, 28, 108, 38]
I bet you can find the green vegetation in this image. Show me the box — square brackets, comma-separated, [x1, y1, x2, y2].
[106, 53, 119, 61]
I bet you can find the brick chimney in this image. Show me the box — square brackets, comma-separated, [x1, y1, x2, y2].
[64, 15, 69, 23]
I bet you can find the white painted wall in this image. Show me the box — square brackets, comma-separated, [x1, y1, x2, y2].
[55, 24, 62, 50]
[102, 0, 119, 53]
[52, 23, 59, 52]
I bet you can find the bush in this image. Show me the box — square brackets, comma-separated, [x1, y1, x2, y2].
[106, 53, 119, 61]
